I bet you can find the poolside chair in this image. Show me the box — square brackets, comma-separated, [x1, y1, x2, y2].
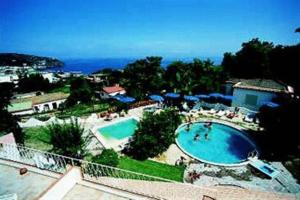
[216, 110, 226, 117]
[208, 108, 217, 115]
[243, 115, 254, 123]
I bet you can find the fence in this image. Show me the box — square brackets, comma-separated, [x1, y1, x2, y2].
[0, 143, 173, 183]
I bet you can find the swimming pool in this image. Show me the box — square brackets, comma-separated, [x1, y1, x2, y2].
[98, 118, 138, 140]
[176, 122, 258, 166]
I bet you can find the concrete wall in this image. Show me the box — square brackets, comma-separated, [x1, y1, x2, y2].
[232, 88, 277, 111]
[39, 167, 81, 200]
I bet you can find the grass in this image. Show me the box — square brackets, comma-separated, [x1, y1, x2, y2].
[49, 85, 70, 94]
[118, 156, 185, 182]
[24, 127, 52, 151]
[57, 102, 111, 118]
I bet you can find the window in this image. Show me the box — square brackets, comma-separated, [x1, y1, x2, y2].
[245, 94, 258, 106]
[52, 102, 57, 109]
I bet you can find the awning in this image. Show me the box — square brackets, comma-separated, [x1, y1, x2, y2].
[263, 101, 280, 108]
[165, 93, 180, 98]
[113, 95, 136, 103]
[222, 95, 235, 101]
[195, 94, 210, 99]
[209, 93, 224, 98]
[149, 95, 164, 102]
[184, 95, 199, 102]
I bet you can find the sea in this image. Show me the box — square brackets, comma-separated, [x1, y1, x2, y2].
[47, 57, 222, 75]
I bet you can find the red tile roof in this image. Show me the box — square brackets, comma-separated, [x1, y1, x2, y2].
[103, 85, 125, 94]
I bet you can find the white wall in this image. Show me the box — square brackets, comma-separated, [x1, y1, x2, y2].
[39, 167, 81, 200]
[0, 74, 18, 83]
[232, 88, 277, 111]
[12, 109, 34, 116]
[33, 99, 66, 113]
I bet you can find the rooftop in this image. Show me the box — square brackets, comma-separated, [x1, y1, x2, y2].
[9, 92, 69, 112]
[233, 79, 288, 93]
[0, 163, 58, 200]
[103, 85, 125, 94]
[7, 101, 32, 113]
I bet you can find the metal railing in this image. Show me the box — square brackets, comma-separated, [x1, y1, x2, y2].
[0, 143, 174, 183]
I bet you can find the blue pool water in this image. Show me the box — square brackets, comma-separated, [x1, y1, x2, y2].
[176, 122, 257, 165]
[98, 119, 138, 140]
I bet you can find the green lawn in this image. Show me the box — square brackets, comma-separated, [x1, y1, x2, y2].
[118, 156, 185, 182]
[57, 102, 111, 118]
[49, 85, 70, 93]
[24, 127, 52, 151]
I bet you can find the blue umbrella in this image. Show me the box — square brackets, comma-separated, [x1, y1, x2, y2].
[195, 94, 210, 99]
[165, 93, 180, 98]
[113, 95, 136, 103]
[263, 101, 280, 108]
[149, 95, 164, 102]
[184, 95, 199, 102]
[209, 93, 224, 98]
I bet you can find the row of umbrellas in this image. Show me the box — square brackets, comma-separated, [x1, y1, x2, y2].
[113, 93, 280, 108]
[150, 92, 235, 102]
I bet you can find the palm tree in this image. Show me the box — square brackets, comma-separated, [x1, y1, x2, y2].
[44, 119, 91, 159]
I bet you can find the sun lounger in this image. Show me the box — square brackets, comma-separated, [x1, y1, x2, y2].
[208, 109, 216, 115]
[216, 110, 226, 117]
[243, 115, 254, 123]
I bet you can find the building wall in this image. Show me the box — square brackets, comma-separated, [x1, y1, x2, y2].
[33, 99, 66, 113]
[0, 74, 18, 83]
[12, 109, 34, 116]
[232, 88, 277, 111]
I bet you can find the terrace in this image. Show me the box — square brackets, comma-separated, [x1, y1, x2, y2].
[0, 143, 298, 200]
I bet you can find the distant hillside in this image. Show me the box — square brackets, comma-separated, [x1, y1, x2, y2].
[0, 53, 64, 68]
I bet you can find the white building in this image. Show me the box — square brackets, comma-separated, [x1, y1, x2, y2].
[0, 74, 19, 84]
[8, 92, 69, 115]
[96, 84, 126, 99]
[230, 79, 293, 111]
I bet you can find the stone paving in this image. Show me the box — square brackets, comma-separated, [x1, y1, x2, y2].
[185, 162, 300, 194]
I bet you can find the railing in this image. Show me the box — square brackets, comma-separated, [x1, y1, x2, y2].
[0, 143, 174, 183]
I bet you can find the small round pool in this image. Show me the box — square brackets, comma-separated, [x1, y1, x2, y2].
[176, 122, 258, 166]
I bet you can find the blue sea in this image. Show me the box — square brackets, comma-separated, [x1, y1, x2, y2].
[48, 57, 222, 74]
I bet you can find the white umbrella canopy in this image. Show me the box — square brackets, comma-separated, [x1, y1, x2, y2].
[19, 117, 45, 128]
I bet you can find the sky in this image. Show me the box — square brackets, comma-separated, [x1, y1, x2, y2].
[0, 0, 299, 59]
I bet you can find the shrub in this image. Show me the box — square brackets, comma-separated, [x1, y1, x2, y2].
[92, 149, 119, 167]
[122, 108, 181, 160]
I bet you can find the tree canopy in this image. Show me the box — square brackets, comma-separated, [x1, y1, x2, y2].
[221, 38, 300, 92]
[45, 119, 90, 159]
[165, 59, 224, 94]
[18, 73, 51, 92]
[0, 82, 24, 144]
[66, 77, 93, 106]
[122, 109, 181, 160]
[121, 56, 165, 99]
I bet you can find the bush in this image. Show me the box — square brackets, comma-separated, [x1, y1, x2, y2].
[122, 108, 181, 160]
[44, 119, 90, 159]
[92, 149, 119, 167]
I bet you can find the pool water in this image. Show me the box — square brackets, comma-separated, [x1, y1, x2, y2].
[176, 122, 257, 165]
[98, 118, 138, 140]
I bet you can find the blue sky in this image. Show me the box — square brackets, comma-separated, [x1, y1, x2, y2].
[0, 0, 299, 59]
